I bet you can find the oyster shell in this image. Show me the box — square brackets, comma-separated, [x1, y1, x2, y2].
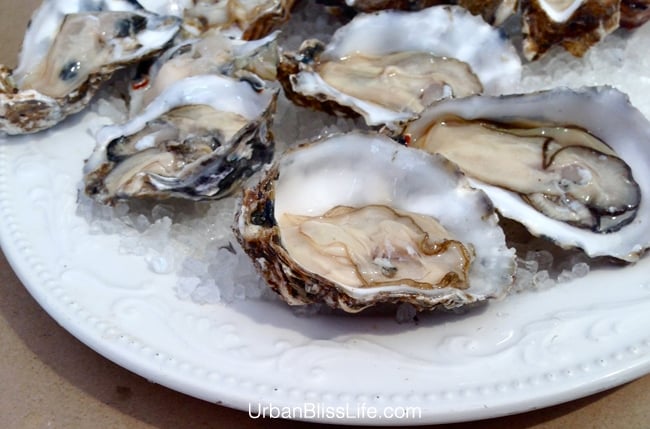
[84, 74, 278, 203]
[186, 0, 296, 39]
[322, 0, 632, 59]
[620, 0, 650, 27]
[138, 0, 296, 39]
[235, 132, 516, 312]
[129, 29, 280, 113]
[402, 86, 650, 262]
[321, 0, 517, 25]
[520, 0, 621, 59]
[278, 5, 521, 130]
[455, 0, 519, 25]
[1, 3, 181, 134]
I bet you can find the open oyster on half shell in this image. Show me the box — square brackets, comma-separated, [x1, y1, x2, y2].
[84, 74, 278, 204]
[138, 0, 296, 39]
[0, 1, 181, 134]
[128, 29, 280, 114]
[402, 86, 650, 262]
[321, 0, 650, 59]
[235, 132, 516, 313]
[278, 5, 521, 131]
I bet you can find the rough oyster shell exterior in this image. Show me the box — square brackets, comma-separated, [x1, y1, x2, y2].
[521, 0, 621, 59]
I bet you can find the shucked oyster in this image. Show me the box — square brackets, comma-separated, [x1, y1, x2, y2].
[128, 29, 280, 113]
[1, 2, 181, 134]
[322, 0, 637, 59]
[235, 132, 515, 312]
[278, 5, 521, 130]
[402, 86, 650, 262]
[184, 0, 296, 39]
[138, 0, 296, 39]
[84, 74, 278, 203]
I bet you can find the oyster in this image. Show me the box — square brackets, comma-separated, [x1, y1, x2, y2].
[185, 0, 296, 39]
[129, 29, 280, 113]
[1, 3, 181, 134]
[84, 74, 278, 203]
[402, 86, 650, 261]
[138, 0, 296, 39]
[278, 5, 521, 130]
[235, 132, 516, 312]
[322, 0, 632, 59]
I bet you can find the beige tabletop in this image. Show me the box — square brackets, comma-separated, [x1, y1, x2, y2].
[2, 1, 650, 428]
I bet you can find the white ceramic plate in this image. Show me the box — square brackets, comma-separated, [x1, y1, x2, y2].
[1, 111, 650, 425]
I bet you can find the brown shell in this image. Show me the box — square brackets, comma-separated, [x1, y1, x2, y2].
[0, 72, 106, 135]
[620, 0, 650, 27]
[457, 0, 519, 24]
[521, 0, 621, 60]
[243, 0, 298, 39]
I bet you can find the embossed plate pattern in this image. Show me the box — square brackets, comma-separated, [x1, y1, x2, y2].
[1, 111, 650, 425]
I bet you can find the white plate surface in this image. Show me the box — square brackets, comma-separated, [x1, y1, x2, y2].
[1, 111, 650, 425]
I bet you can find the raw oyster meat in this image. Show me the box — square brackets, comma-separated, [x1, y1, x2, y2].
[402, 86, 650, 261]
[235, 132, 516, 312]
[128, 29, 280, 113]
[1, 2, 181, 134]
[139, 0, 296, 39]
[185, 0, 296, 39]
[278, 5, 521, 130]
[84, 74, 278, 203]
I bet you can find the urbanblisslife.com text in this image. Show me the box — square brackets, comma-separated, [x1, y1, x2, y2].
[248, 402, 423, 420]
